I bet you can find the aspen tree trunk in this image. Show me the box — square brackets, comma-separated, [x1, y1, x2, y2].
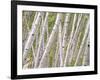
[34, 12, 49, 68]
[38, 13, 62, 68]
[62, 14, 70, 62]
[33, 12, 38, 22]
[34, 12, 39, 53]
[32, 46, 35, 67]
[23, 12, 42, 63]
[74, 17, 89, 66]
[22, 12, 30, 52]
[68, 14, 82, 65]
[82, 33, 89, 66]
[35, 29, 38, 53]
[63, 14, 77, 66]
[68, 15, 86, 65]
[58, 22, 63, 67]
[52, 36, 59, 67]
[46, 20, 49, 42]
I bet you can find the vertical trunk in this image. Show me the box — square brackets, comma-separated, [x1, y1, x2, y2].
[68, 14, 82, 65]
[32, 46, 35, 67]
[23, 12, 42, 63]
[58, 22, 63, 67]
[74, 17, 89, 66]
[52, 35, 59, 67]
[82, 33, 89, 66]
[46, 20, 49, 42]
[38, 13, 62, 68]
[63, 14, 77, 66]
[34, 12, 49, 68]
[62, 13, 70, 62]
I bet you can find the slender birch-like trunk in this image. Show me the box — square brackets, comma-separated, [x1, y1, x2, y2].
[38, 13, 62, 68]
[34, 12, 49, 68]
[52, 35, 59, 67]
[32, 46, 35, 67]
[74, 17, 89, 66]
[58, 22, 63, 67]
[62, 14, 70, 62]
[82, 33, 89, 66]
[68, 14, 82, 65]
[63, 14, 77, 66]
[46, 20, 49, 42]
[23, 12, 42, 63]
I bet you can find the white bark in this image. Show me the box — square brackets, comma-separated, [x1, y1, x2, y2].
[38, 13, 62, 68]
[62, 14, 70, 62]
[45, 18, 49, 42]
[23, 12, 42, 62]
[82, 33, 89, 66]
[32, 46, 35, 67]
[33, 12, 38, 22]
[34, 12, 49, 68]
[74, 17, 89, 66]
[35, 28, 38, 53]
[58, 22, 63, 67]
[63, 14, 77, 66]
[68, 14, 82, 65]
[53, 36, 59, 67]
